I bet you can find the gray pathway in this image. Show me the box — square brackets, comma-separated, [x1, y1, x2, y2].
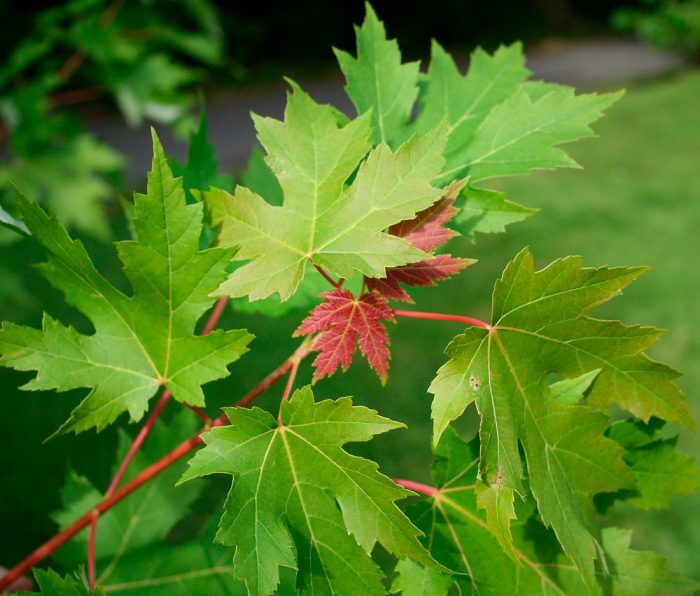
[84, 38, 682, 184]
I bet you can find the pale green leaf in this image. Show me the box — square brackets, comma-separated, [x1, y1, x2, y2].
[334, 3, 419, 145]
[411, 42, 529, 145]
[439, 86, 623, 183]
[550, 369, 601, 405]
[207, 84, 447, 301]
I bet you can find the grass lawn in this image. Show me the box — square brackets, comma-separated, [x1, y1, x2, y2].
[1, 70, 698, 580]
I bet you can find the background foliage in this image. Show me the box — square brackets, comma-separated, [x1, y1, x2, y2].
[0, 0, 698, 592]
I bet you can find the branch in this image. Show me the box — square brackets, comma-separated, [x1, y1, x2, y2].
[87, 296, 228, 587]
[57, 0, 125, 83]
[0, 340, 314, 593]
[393, 309, 491, 329]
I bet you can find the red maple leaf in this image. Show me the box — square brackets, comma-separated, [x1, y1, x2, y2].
[366, 180, 474, 302]
[295, 288, 395, 382]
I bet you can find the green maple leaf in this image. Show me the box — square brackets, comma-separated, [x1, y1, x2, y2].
[401, 427, 697, 595]
[390, 559, 452, 596]
[334, 3, 419, 145]
[170, 111, 233, 204]
[410, 42, 529, 144]
[206, 83, 446, 301]
[437, 83, 622, 184]
[605, 419, 700, 511]
[180, 386, 436, 595]
[239, 145, 283, 206]
[429, 248, 692, 580]
[335, 6, 619, 248]
[15, 568, 104, 595]
[0, 131, 252, 434]
[453, 185, 537, 240]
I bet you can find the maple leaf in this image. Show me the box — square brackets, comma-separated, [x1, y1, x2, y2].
[409, 41, 529, 144]
[429, 248, 693, 581]
[180, 387, 437, 595]
[13, 568, 104, 595]
[170, 111, 233, 203]
[604, 419, 700, 511]
[390, 559, 453, 596]
[366, 179, 475, 302]
[205, 82, 446, 301]
[294, 288, 395, 381]
[334, 3, 419, 146]
[438, 82, 623, 184]
[453, 184, 537, 240]
[336, 6, 619, 247]
[0, 131, 252, 434]
[400, 427, 698, 595]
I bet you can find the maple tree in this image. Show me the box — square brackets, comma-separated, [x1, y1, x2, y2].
[0, 5, 698, 596]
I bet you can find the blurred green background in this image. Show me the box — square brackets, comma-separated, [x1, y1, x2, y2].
[1, 0, 698, 585]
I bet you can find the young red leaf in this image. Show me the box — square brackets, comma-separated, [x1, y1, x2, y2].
[367, 179, 474, 302]
[368, 255, 472, 302]
[388, 196, 458, 251]
[295, 288, 395, 381]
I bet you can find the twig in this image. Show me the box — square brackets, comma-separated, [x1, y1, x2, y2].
[49, 86, 106, 108]
[392, 309, 491, 329]
[57, 0, 125, 83]
[313, 263, 341, 288]
[393, 478, 438, 497]
[182, 402, 212, 424]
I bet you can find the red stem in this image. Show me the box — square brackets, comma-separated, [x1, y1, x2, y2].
[0, 342, 312, 593]
[202, 297, 229, 336]
[182, 402, 212, 424]
[393, 478, 438, 497]
[87, 512, 98, 588]
[313, 263, 341, 288]
[278, 358, 301, 424]
[393, 309, 491, 329]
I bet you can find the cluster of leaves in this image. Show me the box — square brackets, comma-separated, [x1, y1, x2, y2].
[0, 0, 224, 239]
[0, 4, 698, 595]
[612, 0, 700, 56]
